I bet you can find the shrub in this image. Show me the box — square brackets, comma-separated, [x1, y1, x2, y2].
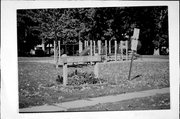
[67, 70, 106, 86]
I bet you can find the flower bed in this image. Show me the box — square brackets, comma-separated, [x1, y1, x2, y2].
[56, 70, 106, 86]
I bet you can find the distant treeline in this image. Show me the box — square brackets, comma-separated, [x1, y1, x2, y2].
[17, 6, 168, 56]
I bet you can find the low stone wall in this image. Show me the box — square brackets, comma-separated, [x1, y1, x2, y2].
[94, 61, 169, 83]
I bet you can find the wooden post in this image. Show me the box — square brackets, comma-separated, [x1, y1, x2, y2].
[85, 40, 88, 49]
[93, 40, 96, 54]
[42, 42, 45, 51]
[94, 63, 99, 78]
[109, 40, 111, 54]
[126, 40, 128, 60]
[54, 40, 56, 63]
[73, 44, 74, 56]
[105, 40, 107, 60]
[48, 42, 50, 55]
[98, 40, 101, 55]
[58, 40, 61, 58]
[84, 40, 86, 49]
[115, 40, 117, 61]
[54, 40, 58, 68]
[79, 40, 83, 54]
[65, 44, 67, 54]
[86, 40, 89, 47]
[128, 51, 134, 80]
[128, 28, 140, 80]
[90, 40, 93, 56]
[63, 63, 68, 86]
[120, 41, 123, 60]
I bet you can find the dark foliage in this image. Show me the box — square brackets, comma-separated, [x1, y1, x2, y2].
[17, 6, 168, 55]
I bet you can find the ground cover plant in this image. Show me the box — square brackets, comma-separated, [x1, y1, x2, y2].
[18, 59, 169, 109]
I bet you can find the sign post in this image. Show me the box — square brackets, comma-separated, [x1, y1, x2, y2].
[128, 28, 140, 80]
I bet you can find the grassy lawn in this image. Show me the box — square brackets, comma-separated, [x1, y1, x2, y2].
[18, 57, 54, 61]
[68, 93, 170, 111]
[18, 58, 169, 109]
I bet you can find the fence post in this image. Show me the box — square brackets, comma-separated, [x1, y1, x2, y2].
[79, 40, 83, 54]
[105, 40, 107, 61]
[90, 40, 93, 56]
[126, 40, 128, 60]
[109, 40, 111, 54]
[58, 40, 61, 58]
[98, 40, 101, 55]
[93, 40, 96, 54]
[115, 40, 117, 61]
[120, 41, 123, 60]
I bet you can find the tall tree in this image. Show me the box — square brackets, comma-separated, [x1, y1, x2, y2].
[17, 10, 41, 56]
[17, 6, 169, 57]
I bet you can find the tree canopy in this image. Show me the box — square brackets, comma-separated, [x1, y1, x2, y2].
[17, 6, 168, 55]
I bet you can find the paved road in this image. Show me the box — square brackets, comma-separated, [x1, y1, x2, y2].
[19, 87, 170, 113]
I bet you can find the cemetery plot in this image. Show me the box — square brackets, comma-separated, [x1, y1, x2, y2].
[18, 58, 169, 109]
[16, 6, 170, 112]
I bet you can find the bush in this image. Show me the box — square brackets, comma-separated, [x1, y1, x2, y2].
[67, 70, 106, 86]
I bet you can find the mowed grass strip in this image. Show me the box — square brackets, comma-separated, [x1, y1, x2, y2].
[68, 93, 170, 111]
[18, 61, 169, 109]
